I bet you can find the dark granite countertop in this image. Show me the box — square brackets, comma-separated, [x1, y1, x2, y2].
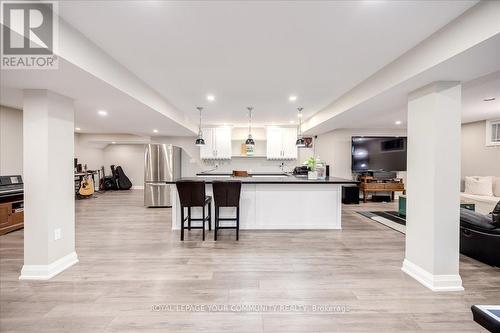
[165, 174, 358, 185]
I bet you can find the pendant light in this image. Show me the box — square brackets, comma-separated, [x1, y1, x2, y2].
[296, 107, 305, 147]
[195, 106, 205, 146]
[245, 106, 255, 146]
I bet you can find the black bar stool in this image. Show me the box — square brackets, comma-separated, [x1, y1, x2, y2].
[176, 180, 212, 241]
[212, 181, 241, 241]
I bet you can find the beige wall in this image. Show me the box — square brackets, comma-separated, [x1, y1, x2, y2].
[0, 105, 23, 175]
[461, 120, 500, 178]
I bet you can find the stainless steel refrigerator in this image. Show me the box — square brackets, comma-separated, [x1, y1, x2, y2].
[144, 144, 182, 207]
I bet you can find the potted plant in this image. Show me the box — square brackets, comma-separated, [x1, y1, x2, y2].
[303, 157, 318, 180]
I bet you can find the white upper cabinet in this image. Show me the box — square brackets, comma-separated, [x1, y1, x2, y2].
[214, 127, 232, 159]
[199, 128, 215, 159]
[266, 127, 298, 160]
[282, 127, 298, 159]
[266, 127, 282, 159]
[199, 127, 232, 160]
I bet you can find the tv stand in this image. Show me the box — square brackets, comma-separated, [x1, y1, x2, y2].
[358, 175, 405, 203]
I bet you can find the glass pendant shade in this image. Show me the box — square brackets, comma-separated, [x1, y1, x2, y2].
[195, 137, 205, 146]
[296, 137, 305, 147]
[245, 136, 255, 146]
[245, 106, 255, 146]
[296, 107, 305, 147]
[195, 106, 205, 146]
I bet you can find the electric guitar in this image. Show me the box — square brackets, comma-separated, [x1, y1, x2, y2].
[79, 174, 95, 196]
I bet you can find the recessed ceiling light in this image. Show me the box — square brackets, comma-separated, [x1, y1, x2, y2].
[206, 94, 215, 102]
[484, 97, 496, 102]
[111, 141, 116, 144]
[98, 110, 108, 116]
[289, 95, 297, 102]
[75, 127, 81, 131]
[289, 120, 295, 124]
[395, 120, 402, 125]
[297, 113, 303, 118]
[153, 129, 158, 133]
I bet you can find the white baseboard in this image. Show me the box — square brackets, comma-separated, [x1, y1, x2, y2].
[401, 258, 463, 292]
[131, 185, 144, 190]
[19, 252, 79, 280]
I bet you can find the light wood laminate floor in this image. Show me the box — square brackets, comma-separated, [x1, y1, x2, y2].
[1, 190, 498, 332]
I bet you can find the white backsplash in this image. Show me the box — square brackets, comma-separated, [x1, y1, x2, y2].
[200, 158, 295, 174]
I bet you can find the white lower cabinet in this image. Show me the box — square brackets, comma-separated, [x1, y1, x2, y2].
[266, 127, 297, 160]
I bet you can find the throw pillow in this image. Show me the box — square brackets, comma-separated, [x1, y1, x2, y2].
[465, 176, 494, 196]
[493, 177, 500, 197]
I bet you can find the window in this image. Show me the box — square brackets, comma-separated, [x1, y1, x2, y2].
[486, 119, 500, 146]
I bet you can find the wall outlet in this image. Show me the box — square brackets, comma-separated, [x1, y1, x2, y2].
[54, 228, 61, 241]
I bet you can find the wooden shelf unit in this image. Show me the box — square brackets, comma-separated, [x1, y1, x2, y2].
[0, 197, 24, 235]
[358, 178, 405, 203]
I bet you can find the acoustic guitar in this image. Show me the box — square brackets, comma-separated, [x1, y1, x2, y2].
[79, 174, 94, 196]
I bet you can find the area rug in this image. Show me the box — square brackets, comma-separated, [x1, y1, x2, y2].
[357, 211, 406, 234]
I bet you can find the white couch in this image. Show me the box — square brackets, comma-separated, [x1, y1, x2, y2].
[460, 176, 500, 215]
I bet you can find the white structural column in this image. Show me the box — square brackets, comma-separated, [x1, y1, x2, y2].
[402, 82, 463, 292]
[20, 90, 78, 280]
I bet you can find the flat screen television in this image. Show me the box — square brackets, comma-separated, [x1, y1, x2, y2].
[351, 136, 407, 172]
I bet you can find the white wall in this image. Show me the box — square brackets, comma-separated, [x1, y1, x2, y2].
[461, 120, 500, 178]
[74, 133, 105, 171]
[153, 131, 310, 176]
[0, 105, 23, 175]
[103, 144, 145, 187]
[314, 128, 407, 180]
[139, 128, 408, 180]
[13, 117, 499, 188]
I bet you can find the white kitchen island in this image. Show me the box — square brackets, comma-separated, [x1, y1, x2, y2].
[168, 175, 358, 230]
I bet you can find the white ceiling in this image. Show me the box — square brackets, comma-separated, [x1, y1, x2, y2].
[306, 33, 500, 132]
[0, 59, 194, 136]
[56, 0, 478, 127]
[316, 71, 500, 131]
[462, 71, 500, 123]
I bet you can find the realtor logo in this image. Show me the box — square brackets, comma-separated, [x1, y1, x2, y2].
[1, 1, 58, 69]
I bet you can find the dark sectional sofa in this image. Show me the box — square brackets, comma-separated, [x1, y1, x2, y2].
[460, 201, 500, 267]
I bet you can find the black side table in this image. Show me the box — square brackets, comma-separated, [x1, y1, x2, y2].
[342, 186, 359, 204]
